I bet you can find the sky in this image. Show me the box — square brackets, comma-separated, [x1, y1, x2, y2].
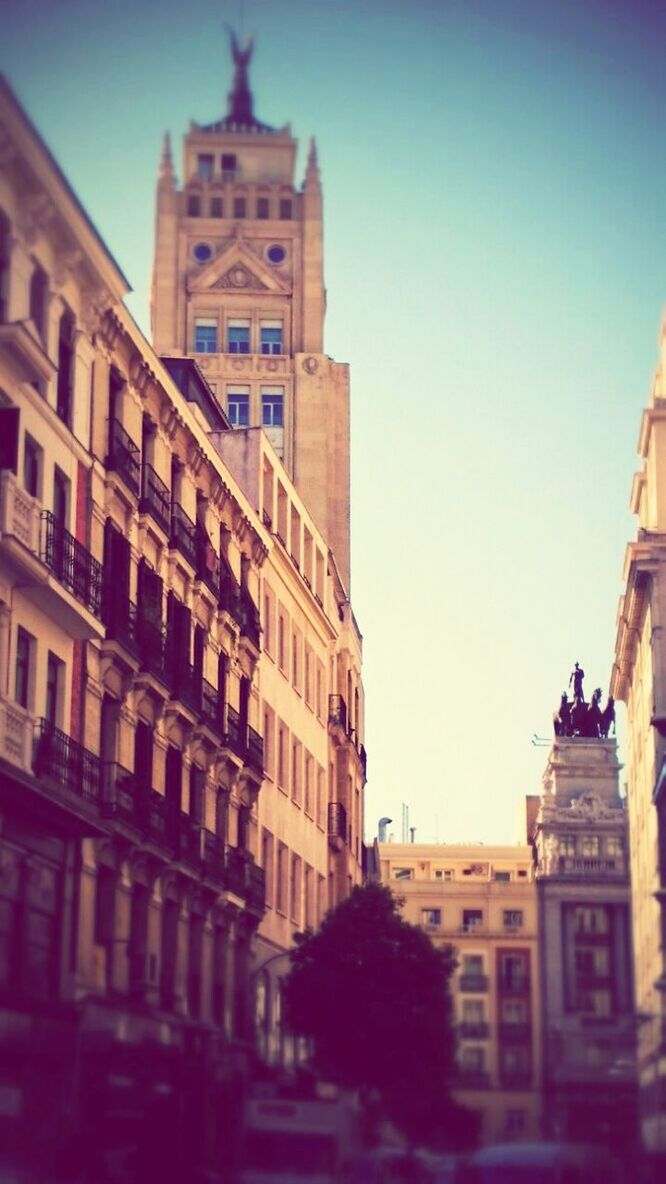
[3, 0, 666, 844]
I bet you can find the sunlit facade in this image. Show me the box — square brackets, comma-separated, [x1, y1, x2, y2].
[378, 843, 541, 1144]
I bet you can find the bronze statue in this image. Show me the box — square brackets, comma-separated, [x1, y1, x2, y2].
[553, 693, 572, 737]
[569, 662, 585, 702]
[600, 696, 616, 738]
[225, 26, 256, 126]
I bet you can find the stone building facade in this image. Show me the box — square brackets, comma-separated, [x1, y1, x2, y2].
[528, 735, 637, 1155]
[0, 49, 364, 1184]
[612, 317, 666, 1166]
[378, 842, 542, 1145]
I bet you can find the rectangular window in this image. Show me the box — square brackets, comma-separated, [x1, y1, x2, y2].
[15, 627, 33, 709]
[194, 317, 217, 353]
[277, 720, 289, 791]
[560, 836, 576, 857]
[422, 909, 441, 927]
[316, 764, 325, 829]
[292, 627, 302, 691]
[291, 738, 302, 805]
[261, 391, 284, 427]
[581, 835, 600, 857]
[462, 954, 484, 975]
[211, 196, 223, 217]
[393, 867, 413, 881]
[277, 607, 288, 673]
[494, 871, 511, 882]
[263, 704, 275, 780]
[276, 843, 287, 914]
[435, 869, 454, 881]
[290, 854, 302, 925]
[263, 585, 274, 656]
[233, 196, 246, 218]
[187, 193, 201, 217]
[279, 198, 292, 220]
[503, 910, 524, 930]
[197, 154, 214, 180]
[227, 321, 250, 354]
[260, 323, 283, 355]
[462, 909, 483, 932]
[257, 197, 270, 219]
[45, 651, 64, 727]
[463, 999, 485, 1023]
[304, 751, 314, 817]
[262, 829, 274, 909]
[222, 153, 237, 175]
[304, 864, 314, 930]
[24, 435, 41, 498]
[607, 836, 623, 857]
[316, 660, 324, 720]
[227, 388, 250, 426]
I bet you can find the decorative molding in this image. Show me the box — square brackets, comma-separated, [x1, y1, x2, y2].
[212, 263, 268, 291]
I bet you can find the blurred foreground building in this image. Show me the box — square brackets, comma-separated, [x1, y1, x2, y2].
[0, 43, 364, 1184]
[612, 318, 666, 1168]
[378, 843, 541, 1144]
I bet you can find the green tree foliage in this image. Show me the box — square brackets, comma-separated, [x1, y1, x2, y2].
[285, 883, 467, 1147]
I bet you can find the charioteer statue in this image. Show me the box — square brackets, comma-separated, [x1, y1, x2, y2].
[553, 662, 615, 738]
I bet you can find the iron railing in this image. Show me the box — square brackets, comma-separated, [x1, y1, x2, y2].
[195, 525, 220, 597]
[41, 511, 103, 617]
[167, 661, 201, 713]
[106, 419, 140, 495]
[226, 845, 247, 897]
[219, 571, 241, 617]
[103, 596, 138, 655]
[201, 678, 222, 733]
[102, 763, 140, 824]
[328, 694, 347, 732]
[203, 830, 226, 886]
[144, 789, 168, 846]
[246, 725, 264, 773]
[239, 586, 261, 648]
[246, 861, 266, 912]
[459, 1021, 490, 1039]
[136, 616, 169, 683]
[459, 974, 489, 993]
[139, 464, 170, 533]
[499, 1023, 531, 1043]
[225, 704, 243, 755]
[328, 801, 347, 842]
[33, 718, 101, 801]
[170, 503, 197, 567]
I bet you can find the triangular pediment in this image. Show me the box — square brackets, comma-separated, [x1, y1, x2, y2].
[188, 240, 290, 295]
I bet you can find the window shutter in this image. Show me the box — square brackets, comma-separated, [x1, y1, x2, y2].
[0, 406, 19, 473]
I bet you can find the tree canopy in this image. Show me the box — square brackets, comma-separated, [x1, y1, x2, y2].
[284, 882, 467, 1147]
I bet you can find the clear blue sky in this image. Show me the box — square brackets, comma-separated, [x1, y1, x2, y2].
[4, 0, 665, 842]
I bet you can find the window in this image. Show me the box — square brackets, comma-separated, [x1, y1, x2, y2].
[227, 321, 250, 354]
[276, 843, 287, 914]
[462, 909, 483, 932]
[233, 196, 246, 218]
[210, 196, 223, 218]
[292, 628, 301, 690]
[277, 720, 289, 791]
[194, 317, 217, 353]
[316, 660, 324, 720]
[24, 434, 41, 498]
[499, 953, 528, 992]
[463, 999, 485, 1024]
[15, 627, 33, 709]
[502, 1000, 526, 1023]
[227, 388, 250, 426]
[304, 751, 314, 816]
[263, 586, 274, 656]
[607, 835, 623, 857]
[504, 1110, 526, 1138]
[573, 906, 609, 935]
[494, 871, 511, 882]
[503, 910, 523, 930]
[460, 1046, 486, 1072]
[29, 262, 48, 341]
[393, 867, 413, 881]
[291, 738, 302, 805]
[261, 829, 274, 909]
[316, 765, 325, 829]
[197, 154, 214, 180]
[56, 307, 74, 427]
[435, 869, 454, 881]
[257, 197, 270, 219]
[187, 193, 201, 216]
[581, 835, 600, 857]
[304, 648, 313, 709]
[305, 864, 314, 929]
[560, 835, 576, 857]
[422, 909, 441, 927]
[263, 704, 275, 779]
[290, 854, 302, 924]
[45, 652, 64, 727]
[279, 198, 292, 220]
[462, 954, 484, 976]
[262, 391, 284, 426]
[277, 607, 288, 672]
[260, 323, 283, 355]
[222, 153, 237, 175]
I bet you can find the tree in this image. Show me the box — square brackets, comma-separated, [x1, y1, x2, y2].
[285, 883, 471, 1148]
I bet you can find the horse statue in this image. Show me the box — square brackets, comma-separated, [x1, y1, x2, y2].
[599, 696, 616, 738]
[570, 694, 589, 737]
[585, 687, 603, 738]
[553, 693, 572, 737]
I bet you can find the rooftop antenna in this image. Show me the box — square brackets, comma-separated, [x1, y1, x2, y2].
[409, 827, 416, 844]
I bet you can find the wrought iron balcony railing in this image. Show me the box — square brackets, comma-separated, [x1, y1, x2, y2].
[139, 463, 170, 533]
[106, 419, 140, 495]
[102, 762, 140, 824]
[226, 845, 247, 897]
[144, 788, 168, 846]
[499, 1022, 531, 1043]
[328, 693, 347, 733]
[33, 718, 101, 801]
[103, 595, 138, 655]
[328, 801, 347, 843]
[136, 615, 169, 684]
[459, 1021, 490, 1040]
[203, 830, 226, 886]
[195, 525, 220, 597]
[246, 725, 264, 774]
[219, 571, 241, 617]
[170, 503, 197, 567]
[41, 511, 103, 617]
[201, 678, 222, 733]
[239, 586, 261, 648]
[459, 974, 489, 993]
[225, 704, 243, 755]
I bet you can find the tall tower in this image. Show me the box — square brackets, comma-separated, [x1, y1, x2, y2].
[151, 34, 351, 588]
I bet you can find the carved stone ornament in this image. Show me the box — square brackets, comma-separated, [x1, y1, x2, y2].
[213, 264, 268, 290]
[303, 355, 318, 375]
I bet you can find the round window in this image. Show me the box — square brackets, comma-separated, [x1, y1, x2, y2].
[266, 243, 286, 265]
[193, 242, 213, 263]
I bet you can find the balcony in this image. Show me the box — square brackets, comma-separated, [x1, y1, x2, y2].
[238, 586, 261, 649]
[0, 470, 41, 556]
[328, 801, 347, 848]
[143, 789, 169, 848]
[224, 846, 265, 912]
[166, 660, 201, 716]
[139, 464, 170, 533]
[459, 1021, 490, 1039]
[246, 725, 264, 774]
[460, 974, 489, 993]
[105, 419, 140, 496]
[170, 503, 197, 567]
[557, 856, 627, 879]
[176, 812, 203, 868]
[41, 511, 103, 618]
[102, 763, 140, 826]
[33, 719, 101, 802]
[203, 830, 226, 887]
[499, 1023, 531, 1043]
[219, 571, 241, 618]
[195, 525, 220, 598]
[0, 694, 33, 774]
[224, 704, 244, 758]
[135, 615, 169, 686]
[103, 595, 139, 658]
[226, 845, 248, 897]
[200, 678, 222, 734]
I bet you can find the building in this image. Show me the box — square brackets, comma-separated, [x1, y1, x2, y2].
[378, 842, 541, 1145]
[0, 43, 364, 1184]
[612, 316, 666, 1166]
[149, 38, 365, 1061]
[528, 730, 637, 1155]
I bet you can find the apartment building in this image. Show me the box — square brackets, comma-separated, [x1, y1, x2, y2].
[378, 843, 541, 1145]
[0, 57, 364, 1183]
[612, 315, 666, 1168]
